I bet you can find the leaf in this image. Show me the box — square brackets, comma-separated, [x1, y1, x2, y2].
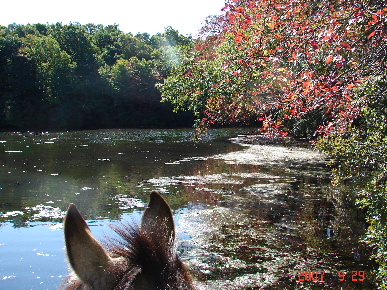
[340, 42, 351, 50]
[235, 36, 243, 44]
[302, 81, 312, 90]
[311, 41, 318, 49]
[368, 30, 376, 39]
[326, 55, 334, 64]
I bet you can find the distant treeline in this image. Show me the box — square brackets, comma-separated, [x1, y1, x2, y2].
[0, 23, 195, 131]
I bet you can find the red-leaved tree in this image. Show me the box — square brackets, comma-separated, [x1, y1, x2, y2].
[200, 0, 387, 137]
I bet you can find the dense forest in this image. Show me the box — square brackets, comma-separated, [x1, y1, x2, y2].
[0, 23, 194, 130]
[157, 0, 387, 286]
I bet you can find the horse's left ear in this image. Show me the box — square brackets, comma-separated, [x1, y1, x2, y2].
[141, 191, 175, 243]
[64, 204, 125, 289]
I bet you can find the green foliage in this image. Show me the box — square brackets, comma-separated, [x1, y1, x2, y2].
[158, 35, 260, 131]
[0, 33, 43, 128]
[317, 74, 387, 287]
[0, 23, 194, 130]
[21, 34, 76, 100]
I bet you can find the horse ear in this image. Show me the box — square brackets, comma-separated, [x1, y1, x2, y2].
[141, 191, 175, 242]
[64, 204, 123, 289]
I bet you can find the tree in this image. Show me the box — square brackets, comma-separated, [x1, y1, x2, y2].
[226, 0, 386, 137]
[158, 0, 387, 284]
[0, 33, 45, 128]
[159, 0, 386, 138]
[22, 34, 76, 100]
[21, 34, 80, 128]
[0, 23, 194, 130]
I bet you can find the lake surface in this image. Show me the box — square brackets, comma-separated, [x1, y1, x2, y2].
[0, 129, 377, 289]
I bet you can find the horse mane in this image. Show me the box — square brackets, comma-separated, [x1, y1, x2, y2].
[109, 223, 193, 290]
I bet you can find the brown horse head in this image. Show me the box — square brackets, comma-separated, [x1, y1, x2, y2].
[60, 191, 194, 290]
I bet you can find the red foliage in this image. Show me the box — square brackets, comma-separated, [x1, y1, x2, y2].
[200, 0, 387, 137]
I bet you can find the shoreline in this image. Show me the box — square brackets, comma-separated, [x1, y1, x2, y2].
[229, 133, 313, 148]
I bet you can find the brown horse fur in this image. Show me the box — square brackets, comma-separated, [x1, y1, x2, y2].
[60, 191, 194, 290]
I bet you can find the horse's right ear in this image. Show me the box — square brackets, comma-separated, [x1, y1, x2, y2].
[141, 191, 175, 243]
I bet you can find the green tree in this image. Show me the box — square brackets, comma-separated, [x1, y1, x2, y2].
[100, 57, 161, 126]
[21, 34, 80, 128]
[0, 33, 43, 128]
[50, 23, 114, 128]
[317, 74, 387, 286]
[0, 23, 194, 130]
[90, 24, 123, 66]
[157, 32, 258, 134]
[22, 34, 76, 100]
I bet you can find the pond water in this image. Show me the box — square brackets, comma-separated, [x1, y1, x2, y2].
[0, 129, 377, 289]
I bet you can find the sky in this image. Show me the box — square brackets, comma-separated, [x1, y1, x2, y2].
[1, 0, 225, 36]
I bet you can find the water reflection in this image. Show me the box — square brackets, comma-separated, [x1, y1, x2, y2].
[0, 129, 378, 289]
[0, 129, 243, 222]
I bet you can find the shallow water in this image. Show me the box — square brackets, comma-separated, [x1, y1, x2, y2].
[0, 129, 377, 289]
